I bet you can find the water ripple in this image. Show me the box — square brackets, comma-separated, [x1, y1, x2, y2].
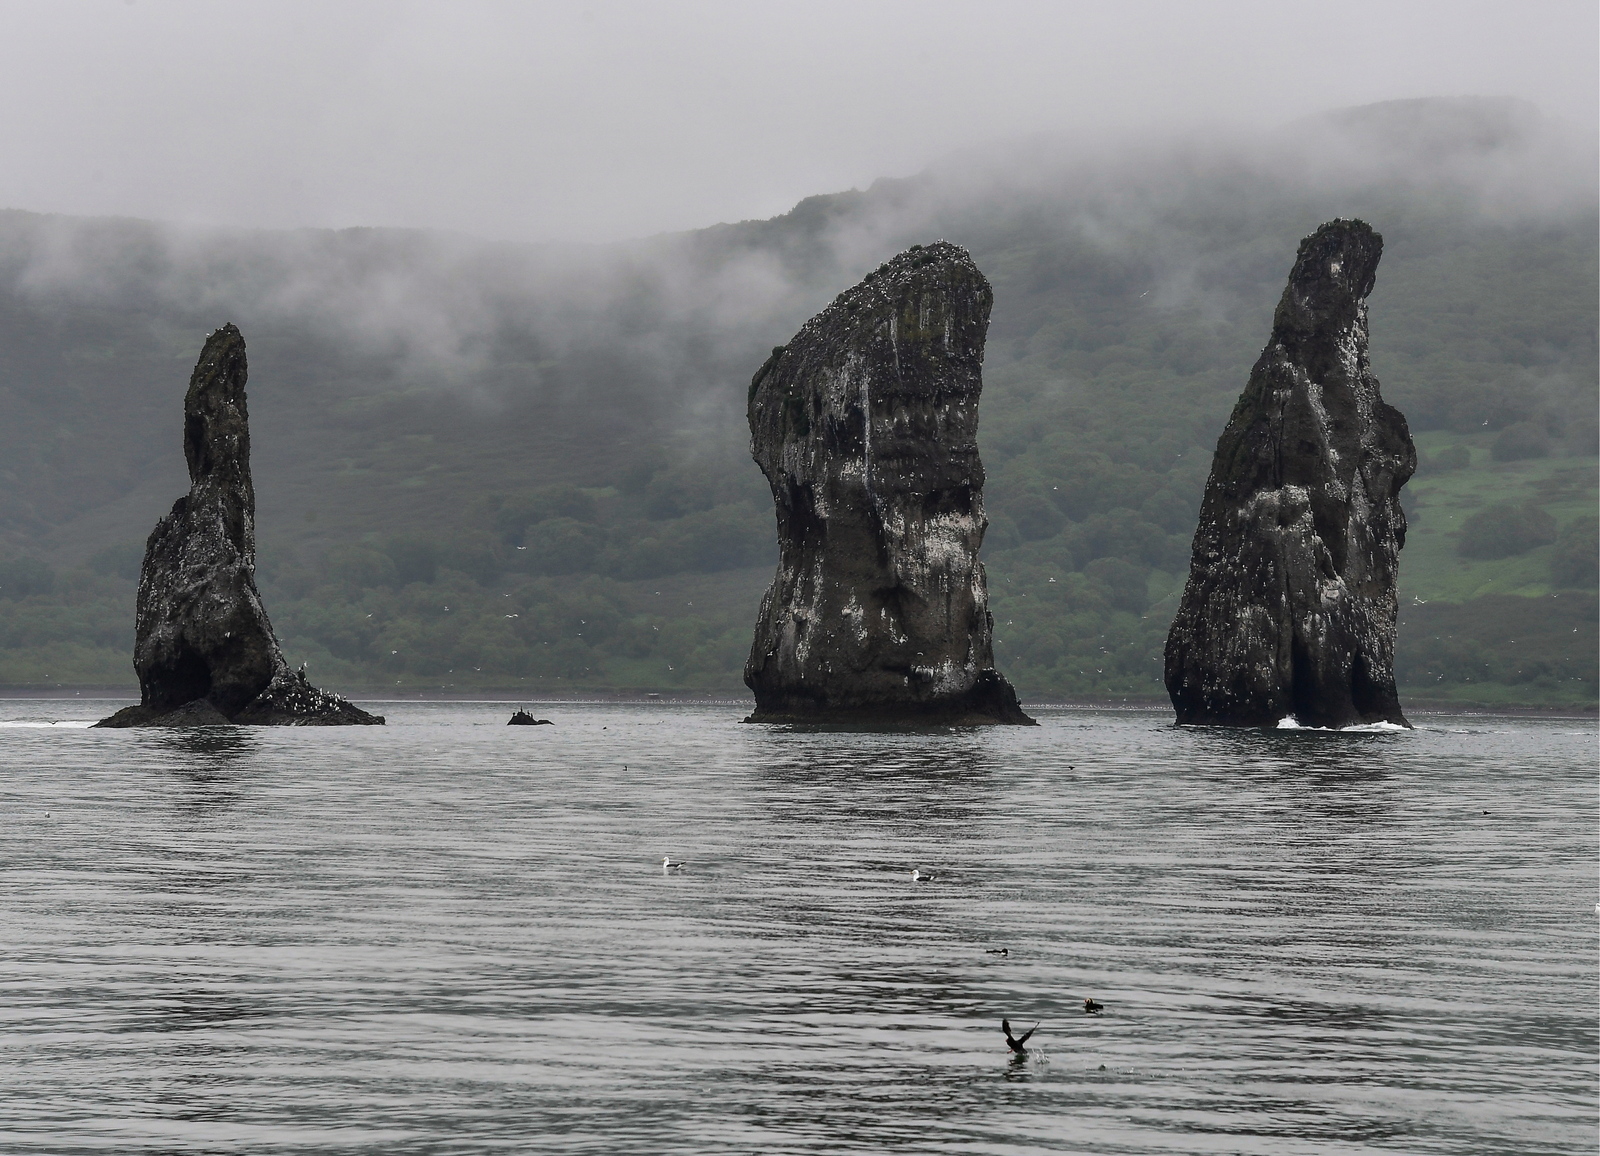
[0, 702, 1593, 1153]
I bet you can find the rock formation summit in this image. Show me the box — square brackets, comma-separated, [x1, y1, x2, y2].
[743, 242, 1032, 725]
[96, 325, 383, 727]
[1164, 219, 1415, 728]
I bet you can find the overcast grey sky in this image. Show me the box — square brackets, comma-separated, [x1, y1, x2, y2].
[0, 0, 1592, 243]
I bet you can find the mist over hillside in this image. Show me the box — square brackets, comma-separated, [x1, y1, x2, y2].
[0, 97, 1594, 707]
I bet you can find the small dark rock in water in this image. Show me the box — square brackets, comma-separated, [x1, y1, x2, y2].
[743, 243, 1032, 726]
[508, 710, 553, 726]
[1164, 220, 1415, 729]
[95, 325, 383, 728]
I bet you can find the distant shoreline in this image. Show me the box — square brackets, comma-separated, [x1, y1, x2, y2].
[1, 688, 1592, 719]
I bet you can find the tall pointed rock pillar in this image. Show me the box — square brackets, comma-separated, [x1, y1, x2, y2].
[744, 242, 1032, 725]
[1164, 219, 1415, 728]
[96, 324, 383, 727]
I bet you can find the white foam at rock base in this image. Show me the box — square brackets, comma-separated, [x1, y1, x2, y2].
[1276, 716, 1408, 732]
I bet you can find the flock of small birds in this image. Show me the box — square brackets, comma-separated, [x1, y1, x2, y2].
[657, 853, 1105, 1054]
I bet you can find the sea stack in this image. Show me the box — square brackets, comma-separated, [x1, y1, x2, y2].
[743, 242, 1032, 725]
[96, 325, 382, 727]
[1164, 219, 1415, 728]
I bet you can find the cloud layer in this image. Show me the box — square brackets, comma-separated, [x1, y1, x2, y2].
[0, 0, 1593, 243]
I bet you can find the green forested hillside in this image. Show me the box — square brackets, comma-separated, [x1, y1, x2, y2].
[0, 98, 1594, 709]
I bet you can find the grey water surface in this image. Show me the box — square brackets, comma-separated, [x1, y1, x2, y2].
[0, 700, 1594, 1155]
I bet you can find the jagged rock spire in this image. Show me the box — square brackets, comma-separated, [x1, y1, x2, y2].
[97, 325, 382, 727]
[1164, 220, 1415, 728]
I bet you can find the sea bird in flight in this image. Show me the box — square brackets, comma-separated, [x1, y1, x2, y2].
[1001, 1019, 1038, 1055]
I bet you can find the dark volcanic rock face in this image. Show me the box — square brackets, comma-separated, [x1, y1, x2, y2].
[1164, 219, 1415, 729]
[96, 325, 382, 728]
[744, 242, 1032, 725]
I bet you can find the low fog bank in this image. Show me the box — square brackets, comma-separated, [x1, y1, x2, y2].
[3, 96, 1591, 428]
[0, 95, 1591, 549]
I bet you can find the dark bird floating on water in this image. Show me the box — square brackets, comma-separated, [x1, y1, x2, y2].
[985, 948, 1009, 956]
[1001, 1019, 1038, 1055]
[662, 857, 686, 873]
[1083, 998, 1103, 1014]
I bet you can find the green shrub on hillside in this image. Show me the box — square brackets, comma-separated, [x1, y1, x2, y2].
[493, 485, 598, 545]
[326, 545, 398, 589]
[1492, 422, 1553, 462]
[1551, 517, 1599, 589]
[1083, 557, 1152, 614]
[1457, 502, 1558, 559]
[383, 537, 441, 586]
[87, 539, 145, 581]
[0, 557, 56, 598]
[520, 518, 603, 575]
[1397, 593, 1596, 700]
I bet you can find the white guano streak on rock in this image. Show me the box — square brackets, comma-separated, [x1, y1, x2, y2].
[912, 657, 971, 695]
[841, 593, 867, 644]
[1305, 383, 1344, 491]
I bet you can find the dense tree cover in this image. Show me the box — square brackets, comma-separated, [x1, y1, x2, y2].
[1458, 503, 1559, 559]
[1396, 593, 1597, 705]
[0, 99, 1594, 708]
[1551, 518, 1599, 589]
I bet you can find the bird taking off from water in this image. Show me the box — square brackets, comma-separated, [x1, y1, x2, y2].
[1001, 1019, 1038, 1055]
[662, 857, 685, 874]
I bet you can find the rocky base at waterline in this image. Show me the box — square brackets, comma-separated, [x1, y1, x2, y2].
[94, 324, 382, 729]
[1163, 219, 1415, 729]
[745, 670, 1032, 727]
[508, 710, 553, 725]
[743, 242, 1032, 726]
[98, 669, 381, 728]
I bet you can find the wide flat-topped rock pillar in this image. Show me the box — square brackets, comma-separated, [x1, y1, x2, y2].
[743, 242, 1032, 726]
[1164, 219, 1415, 728]
[96, 324, 382, 728]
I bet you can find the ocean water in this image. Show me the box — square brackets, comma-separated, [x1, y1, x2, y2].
[0, 699, 1594, 1155]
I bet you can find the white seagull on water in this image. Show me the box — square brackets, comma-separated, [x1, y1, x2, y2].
[662, 857, 686, 874]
